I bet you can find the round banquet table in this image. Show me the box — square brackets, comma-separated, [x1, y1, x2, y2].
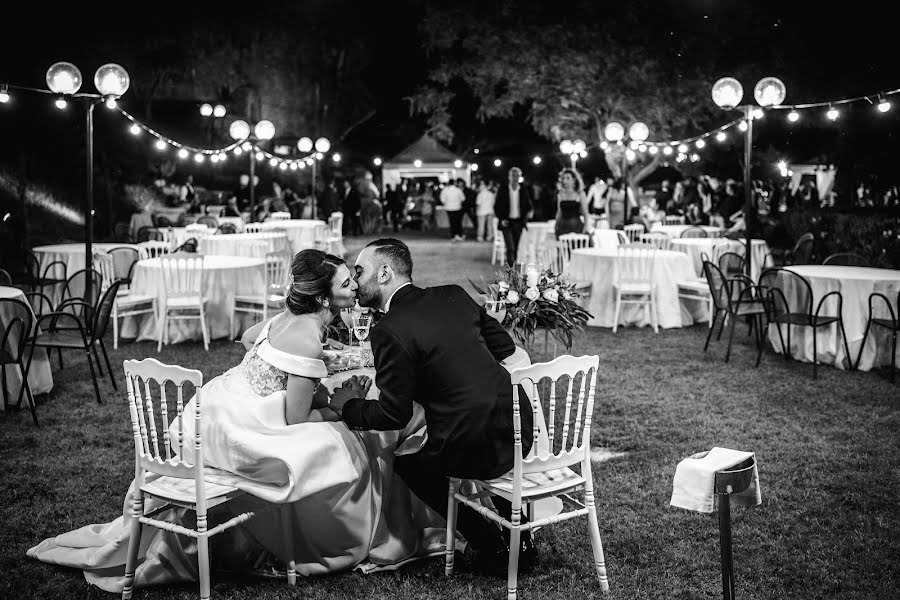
[216, 216, 245, 232]
[516, 221, 555, 263]
[650, 224, 723, 238]
[200, 232, 290, 257]
[166, 227, 215, 249]
[32, 243, 141, 304]
[672, 238, 772, 281]
[767, 265, 900, 371]
[568, 247, 706, 329]
[0, 286, 53, 409]
[256, 220, 327, 254]
[120, 255, 266, 344]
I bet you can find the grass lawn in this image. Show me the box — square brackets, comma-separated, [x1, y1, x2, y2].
[2, 230, 898, 599]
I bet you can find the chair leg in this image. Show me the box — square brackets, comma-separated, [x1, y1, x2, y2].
[838, 319, 852, 372]
[445, 479, 459, 576]
[585, 489, 610, 593]
[280, 505, 296, 585]
[157, 310, 166, 353]
[57, 348, 63, 370]
[855, 320, 873, 371]
[91, 343, 104, 377]
[229, 300, 236, 340]
[113, 310, 119, 350]
[754, 315, 764, 368]
[812, 325, 818, 380]
[725, 312, 737, 363]
[704, 308, 719, 352]
[197, 518, 211, 600]
[85, 347, 103, 404]
[99, 339, 116, 390]
[507, 507, 522, 600]
[612, 291, 621, 333]
[199, 306, 210, 352]
[649, 294, 659, 333]
[891, 331, 897, 384]
[18, 362, 39, 426]
[1, 365, 8, 410]
[122, 490, 144, 600]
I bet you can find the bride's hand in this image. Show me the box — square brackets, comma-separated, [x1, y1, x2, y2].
[341, 375, 372, 398]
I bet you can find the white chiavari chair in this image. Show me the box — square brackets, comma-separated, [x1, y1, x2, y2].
[158, 254, 209, 352]
[94, 252, 157, 349]
[229, 251, 291, 338]
[492, 217, 507, 265]
[137, 241, 171, 261]
[639, 232, 672, 251]
[243, 222, 265, 234]
[612, 245, 658, 333]
[558, 233, 590, 255]
[268, 211, 292, 221]
[121, 358, 296, 600]
[623, 223, 644, 243]
[664, 215, 685, 225]
[445, 355, 609, 599]
[327, 212, 344, 255]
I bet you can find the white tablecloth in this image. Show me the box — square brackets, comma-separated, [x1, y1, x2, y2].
[0, 286, 53, 409]
[767, 266, 900, 371]
[256, 220, 327, 254]
[650, 224, 723, 238]
[32, 243, 140, 304]
[517, 221, 555, 263]
[568, 248, 705, 329]
[592, 230, 625, 249]
[121, 255, 266, 344]
[200, 233, 290, 257]
[672, 238, 772, 281]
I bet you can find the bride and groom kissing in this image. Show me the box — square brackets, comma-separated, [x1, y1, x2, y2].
[28, 237, 537, 590]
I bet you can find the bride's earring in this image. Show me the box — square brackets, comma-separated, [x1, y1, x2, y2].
[320, 297, 330, 308]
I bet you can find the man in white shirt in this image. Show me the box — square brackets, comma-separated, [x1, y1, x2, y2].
[440, 180, 466, 242]
[586, 176, 609, 215]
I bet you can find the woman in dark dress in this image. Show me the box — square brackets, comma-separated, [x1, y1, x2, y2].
[554, 168, 592, 238]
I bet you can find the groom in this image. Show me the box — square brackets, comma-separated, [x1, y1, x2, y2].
[329, 238, 536, 573]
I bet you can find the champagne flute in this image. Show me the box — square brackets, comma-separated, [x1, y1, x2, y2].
[351, 311, 372, 366]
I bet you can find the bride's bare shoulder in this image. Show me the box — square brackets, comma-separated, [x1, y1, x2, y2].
[267, 315, 323, 360]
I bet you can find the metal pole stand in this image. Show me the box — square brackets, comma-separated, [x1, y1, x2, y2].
[714, 456, 757, 600]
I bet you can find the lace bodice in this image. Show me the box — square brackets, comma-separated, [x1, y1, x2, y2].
[236, 318, 329, 396]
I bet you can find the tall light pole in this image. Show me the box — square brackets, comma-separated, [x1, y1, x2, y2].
[230, 118, 275, 219]
[297, 136, 330, 220]
[601, 121, 650, 180]
[46, 61, 130, 303]
[712, 76, 787, 276]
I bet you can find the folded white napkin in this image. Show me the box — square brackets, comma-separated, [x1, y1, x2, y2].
[670, 447, 761, 513]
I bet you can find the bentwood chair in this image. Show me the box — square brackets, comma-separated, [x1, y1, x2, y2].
[492, 217, 507, 266]
[612, 245, 657, 333]
[27, 280, 121, 404]
[856, 290, 898, 382]
[121, 358, 296, 599]
[823, 252, 869, 267]
[757, 267, 851, 379]
[158, 254, 209, 352]
[445, 355, 609, 599]
[0, 297, 39, 425]
[136, 226, 165, 243]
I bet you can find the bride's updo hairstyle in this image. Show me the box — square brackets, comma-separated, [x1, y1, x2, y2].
[285, 249, 345, 314]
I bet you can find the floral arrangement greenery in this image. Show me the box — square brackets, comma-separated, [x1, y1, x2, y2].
[471, 264, 592, 350]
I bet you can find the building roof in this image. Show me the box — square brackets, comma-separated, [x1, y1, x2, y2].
[386, 134, 462, 165]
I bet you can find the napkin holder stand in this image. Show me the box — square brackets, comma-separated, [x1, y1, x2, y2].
[714, 455, 757, 600]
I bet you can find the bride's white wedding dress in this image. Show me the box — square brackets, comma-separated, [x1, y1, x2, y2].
[27, 319, 446, 592]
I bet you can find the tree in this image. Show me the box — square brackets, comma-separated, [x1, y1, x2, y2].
[410, 7, 726, 186]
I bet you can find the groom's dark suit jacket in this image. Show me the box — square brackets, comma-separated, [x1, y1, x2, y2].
[342, 284, 533, 480]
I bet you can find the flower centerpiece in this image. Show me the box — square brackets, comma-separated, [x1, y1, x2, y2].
[471, 263, 592, 350]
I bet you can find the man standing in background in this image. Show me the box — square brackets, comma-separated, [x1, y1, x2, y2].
[493, 167, 533, 266]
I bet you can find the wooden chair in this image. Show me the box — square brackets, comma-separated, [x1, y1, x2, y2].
[823, 252, 869, 267]
[757, 267, 851, 379]
[115, 222, 134, 243]
[639, 232, 672, 251]
[121, 358, 296, 599]
[27, 280, 121, 404]
[492, 217, 507, 266]
[230, 251, 290, 338]
[702, 261, 767, 366]
[856, 290, 898, 382]
[94, 252, 157, 350]
[445, 355, 609, 599]
[158, 254, 209, 352]
[0, 297, 39, 425]
[680, 226, 708, 239]
[664, 215, 685, 225]
[623, 223, 644, 243]
[137, 241, 171, 261]
[612, 245, 657, 333]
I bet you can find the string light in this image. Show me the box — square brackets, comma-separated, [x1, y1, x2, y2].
[826, 104, 840, 120]
[177, 148, 188, 159]
[877, 96, 891, 112]
[54, 97, 67, 109]
[471, 163, 479, 171]
[493, 158, 502, 167]
[155, 140, 166, 150]
[373, 157, 382, 166]
[648, 146, 659, 155]
[662, 146, 673, 155]
[532, 156, 541, 164]
[414, 159, 422, 167]
[0, 85, 9, 103]
[194, 153, 204, 163]
[129, 124, 141, 135]
[738, 120, 748, 132]
[332, 153, 341, 162]
[105, 97, 117, 109]
[787, 110, 800, 122]
[695, 139, 705, 149]
[677, 143, 688, 153]
[752, 108, 764, 119]
[716, 132, 727, 142]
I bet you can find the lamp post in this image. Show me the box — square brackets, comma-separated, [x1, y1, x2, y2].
[297, 136, 330, 221]
[46, 61, 129, 303]
[711, 76, 787, 277]
[229, 118, 275, 219]
[558, 139, 586, 171]
[601, 121, 650, 179]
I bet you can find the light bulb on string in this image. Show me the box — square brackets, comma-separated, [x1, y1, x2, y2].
[213, 104, 226, 118]
[599, 141, 609, 150]
[414, 159, 423, 168]
[255, 151, 264, 161]
[298, 162, 306, 169]
[532, 156, 541, 164]
[453, 159, 462, 168]
[177, 148, 189, 159]
[473, 148, 480, 154]
[662, 146, 673, 156]
[129, 124, 141, 135]
[269, 158, 278, 167]
[826, 104, 840, 120]
[55, 96, 67, 110]
[105, 97, 117, 109]
[233, 146, 243, 155]
[493, 159, 502, 167]
[289, 162, 298, 170]
[217, 152, 226, 162]
[716, 132, 727, 142]
[155, 140, 167, 151]
[638, 144, 647, 152]
[738, 121, 748, 132]
[579, 150, 587, 158]
[200, 103, 213, 116]
[690, 153, 700, 163]
[373, 157, 382, 166]
[787, 110, 800, 122]
[0, 85, 10, 103]
[877, 96, 891, 112]
[695, 139, 706, 149]
[332, 153, 341, 163]
[315, 152, 324, 160]
[625, 149, 636, 161]
[629, 140, 639, 150]
[241, 141, 252, 151]
[279, 162, 288, 170]
[676, 153, 686, 163]
[210, 154, 219, 163]
[752, 108, 764, 119]
[648, 146, 659, 155]
[678, 144, 688, 153]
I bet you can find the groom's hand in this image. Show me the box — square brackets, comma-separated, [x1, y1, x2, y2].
[330, 376, 372, 415]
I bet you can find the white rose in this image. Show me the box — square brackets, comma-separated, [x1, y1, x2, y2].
[542, 288, 559, 303]
[561, 290, 572, 300]
[525, 287, 540, 301]
[505, 290, 520, 304]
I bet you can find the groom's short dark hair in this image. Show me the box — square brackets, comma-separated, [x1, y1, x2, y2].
[366, 238, 413, 279]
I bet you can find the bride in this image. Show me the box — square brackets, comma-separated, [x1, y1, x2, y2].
[28, 249, 447, 593]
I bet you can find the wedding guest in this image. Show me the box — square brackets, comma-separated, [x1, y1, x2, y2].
[460, 178, 477, 235]
[178, 174, 196, 207]
[494, 167, 533, 266]
[475, 179, 496, 242]
[554, 168, 592, 238]
[602, 177, 637, 229]
[342, 180, 362, 235]
[586, 176, 609, 216]
[440, 179, 466, 242]
[229, 174, 252, 214]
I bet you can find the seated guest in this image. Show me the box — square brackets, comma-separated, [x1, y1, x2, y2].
[223, 197, 241, 217]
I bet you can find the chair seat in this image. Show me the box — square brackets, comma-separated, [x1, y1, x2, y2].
[871, 318, 898, 330]
[163, 296, 207, 308]
[32, 331, 85, 348]
[733, 301, 767, 316]
[479, 466, 585, 500]
[677, 280, 709, 295]
[116, 293, 156, 307]
[614, 282, 653, 294]
[775, 313, 840, 327]
[141, 474, 241, 508]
